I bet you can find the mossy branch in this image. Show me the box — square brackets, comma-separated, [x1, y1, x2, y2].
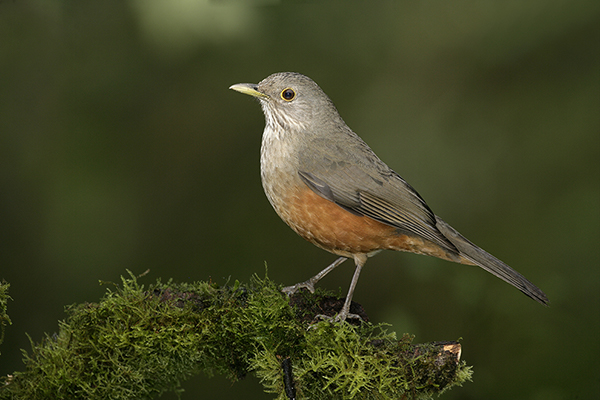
[0, 272, 472, 399]
[0, 281, 11, 356]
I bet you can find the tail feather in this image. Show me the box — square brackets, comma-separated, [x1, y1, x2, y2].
[435, 216, 549, 305]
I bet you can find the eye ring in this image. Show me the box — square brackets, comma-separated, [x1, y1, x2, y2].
[281, 88, 296, 101]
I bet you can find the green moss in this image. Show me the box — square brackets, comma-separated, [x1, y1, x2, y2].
[0, 281, 11, 353]
[0, 273, 472, 399]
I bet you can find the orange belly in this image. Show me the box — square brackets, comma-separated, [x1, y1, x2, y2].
[275, 186, 460, 262]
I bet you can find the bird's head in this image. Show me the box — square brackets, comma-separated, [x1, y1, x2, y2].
[230, 72, 343, 132]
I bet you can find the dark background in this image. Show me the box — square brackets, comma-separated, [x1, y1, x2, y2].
[1, 1, 599, 399]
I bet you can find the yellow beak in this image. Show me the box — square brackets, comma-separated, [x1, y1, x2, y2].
[229, 83, 269, 99]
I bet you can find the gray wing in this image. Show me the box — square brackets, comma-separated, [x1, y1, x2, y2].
[297, 135, 458, 253]
[297, 134, 549, 305]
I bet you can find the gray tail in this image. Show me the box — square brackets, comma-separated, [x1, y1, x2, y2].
[435, 216, 549, 305]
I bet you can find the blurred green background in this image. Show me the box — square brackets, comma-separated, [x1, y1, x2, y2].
[1, 1, 599, 399]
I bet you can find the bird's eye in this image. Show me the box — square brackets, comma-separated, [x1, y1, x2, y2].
[281, 88, 296, 101]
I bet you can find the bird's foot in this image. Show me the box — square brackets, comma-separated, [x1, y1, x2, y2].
[281, 279, 317, 296]
[282, 257, 348, 297]
[311, 311, 362, 326]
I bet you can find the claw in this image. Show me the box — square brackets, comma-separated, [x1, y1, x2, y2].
[281, 280, 316, 296]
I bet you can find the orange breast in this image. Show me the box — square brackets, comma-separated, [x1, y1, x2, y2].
[285, 187, 396, 254]
[271, 186, 442, 258]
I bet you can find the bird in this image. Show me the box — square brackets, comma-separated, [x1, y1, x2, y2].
[229, 72, 548, 321]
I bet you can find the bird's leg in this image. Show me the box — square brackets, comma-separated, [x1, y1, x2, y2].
[334, 255, 366, 322]
[282, 256, 348, 296]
